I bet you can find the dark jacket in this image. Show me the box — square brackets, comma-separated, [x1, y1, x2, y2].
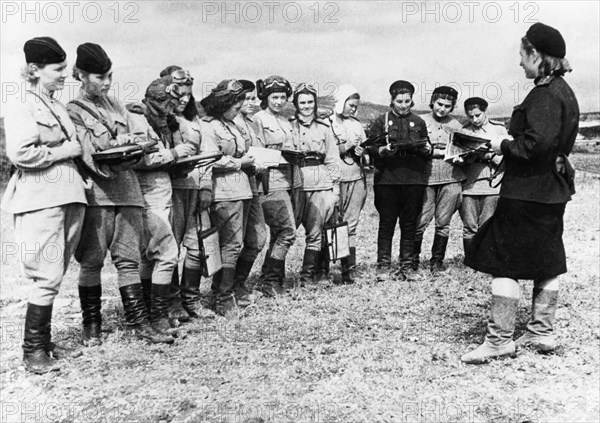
[367, 110, 431, 185]
[500, 76, 579, 204]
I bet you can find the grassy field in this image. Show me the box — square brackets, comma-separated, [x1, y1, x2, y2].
[0, 162, 599, 423]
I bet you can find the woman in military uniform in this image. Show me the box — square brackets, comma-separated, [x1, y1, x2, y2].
[68, 43, 173, 344]
[252, 75, 301, 296]
[290, 83, 340, 286]
[463, 23, 579, 363]
[199, 79, 255, 317]
[2, 37, 88, 374]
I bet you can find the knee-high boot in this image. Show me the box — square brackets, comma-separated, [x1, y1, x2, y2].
[79, 285, 102, 346]
[119, 284, 174, 344]
[516, 286, 559, 352]
[22, 303, 60, 374]
[461, 294, 518, 364]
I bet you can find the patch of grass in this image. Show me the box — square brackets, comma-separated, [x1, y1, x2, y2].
[1, 175, 598, 423]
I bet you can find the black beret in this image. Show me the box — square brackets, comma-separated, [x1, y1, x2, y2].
[76, 43, 112, 74]
[526, 22, 566, 58]
[464, 97, 488, 110]
[24, 37, 66, 65]
[239, 79, 255, 92]
[432, 86, 458, 100]
[389, 80, 415, 96]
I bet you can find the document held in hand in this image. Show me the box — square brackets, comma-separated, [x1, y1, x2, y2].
[247, 146, 286, 168]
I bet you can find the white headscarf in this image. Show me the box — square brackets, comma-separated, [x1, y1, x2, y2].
[334, 84, 359, 115]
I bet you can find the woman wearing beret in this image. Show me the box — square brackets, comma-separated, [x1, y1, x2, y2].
[325, 84, 367, 284]
[413, 86, 465, 275]
[161, 66, 216, 320]
[252, 75, 301, 296]
[68, 43, 173, 344]
[1, 37, 87, 374]
[456, 97, 506, 254]
[367, 81, 432, 282]
[199, 79, 255, 317]
[462, 23, 579, 363]
[232, 80, 267, 305]
[289, 83, 340, 286]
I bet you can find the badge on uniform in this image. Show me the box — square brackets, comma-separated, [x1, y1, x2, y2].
[409, 122, 415, 127]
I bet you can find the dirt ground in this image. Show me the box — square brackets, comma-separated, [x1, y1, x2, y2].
[0, 160, 598, 423]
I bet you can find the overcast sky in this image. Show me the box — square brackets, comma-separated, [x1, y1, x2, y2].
[1, 0, 598, 117]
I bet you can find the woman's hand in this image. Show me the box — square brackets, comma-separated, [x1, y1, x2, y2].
[241, 155, 255, 169]
[489, 137, 506, 155]
[173, 143, 195, 158]
[354, 145, 365, 157]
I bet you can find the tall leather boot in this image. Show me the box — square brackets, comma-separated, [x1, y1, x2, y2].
[461, 295, 518, 364]
[516, 287, 559, 352]
[412, 235, 423, 271]
[213, 267, 238, 319]
[430, 234, 449, 274]
[397, 239, 419, 281]
[463, 237, 473, 258]
[315, 242, 330, 281]
[150, 284, 179, 336]
[119, 284, 174, 344]
[299, 249, 320, 287]
[234, 258, 256, 307]
[141, 278, 152, 313]
[40, 303, 82, 360]
[181, 266, 215, 319]
[79, 285, 102, 347]
[339, 247, 356, 285]
[22, 303, 60, 374]
[169, 267, 190, 323]
[256, 256, 285, 298]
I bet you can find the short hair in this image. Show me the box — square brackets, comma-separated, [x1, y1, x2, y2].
[429, 93, 456, 112]
[390, 91, 414, 109]
[72, 66, 89, 82]
[521, 36, 572, 77]
[260, 92, 288, 110]
[20, 63, 43, 84]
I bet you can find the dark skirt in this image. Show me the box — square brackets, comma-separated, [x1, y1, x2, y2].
[464, 197, 567, 280]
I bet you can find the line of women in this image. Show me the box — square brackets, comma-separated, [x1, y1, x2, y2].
[2, 21, 578, 374]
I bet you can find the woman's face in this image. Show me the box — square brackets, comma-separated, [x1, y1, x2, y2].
[432, 98, 453, 118]
[82, 70, 113, 97]
[467, 106, 488, 128]
[296, 93, 315, 118]
[342, 98, 359, 117]
[35, 60, 68, 92]
[519, 44, 540, 79]
[223, 99, 243, 121]
[241, 90, 257, 116]
[176, 85, 193, 114]
[392, 93, 413, 115]
[267, 92, 287, 114]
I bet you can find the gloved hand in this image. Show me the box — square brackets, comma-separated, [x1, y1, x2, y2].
[172, 143, 196, 159]
[198, 189, 212, 211]
[52, 141, 82, 162]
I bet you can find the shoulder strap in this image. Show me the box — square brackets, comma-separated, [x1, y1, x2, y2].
[384, 112, 390, 145]
[70, 99, 118, 139]
[26, 90, 72, 142]
[328, 116, 344, 146]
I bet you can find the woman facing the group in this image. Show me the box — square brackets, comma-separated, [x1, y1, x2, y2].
[5, 21, 578, 374]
